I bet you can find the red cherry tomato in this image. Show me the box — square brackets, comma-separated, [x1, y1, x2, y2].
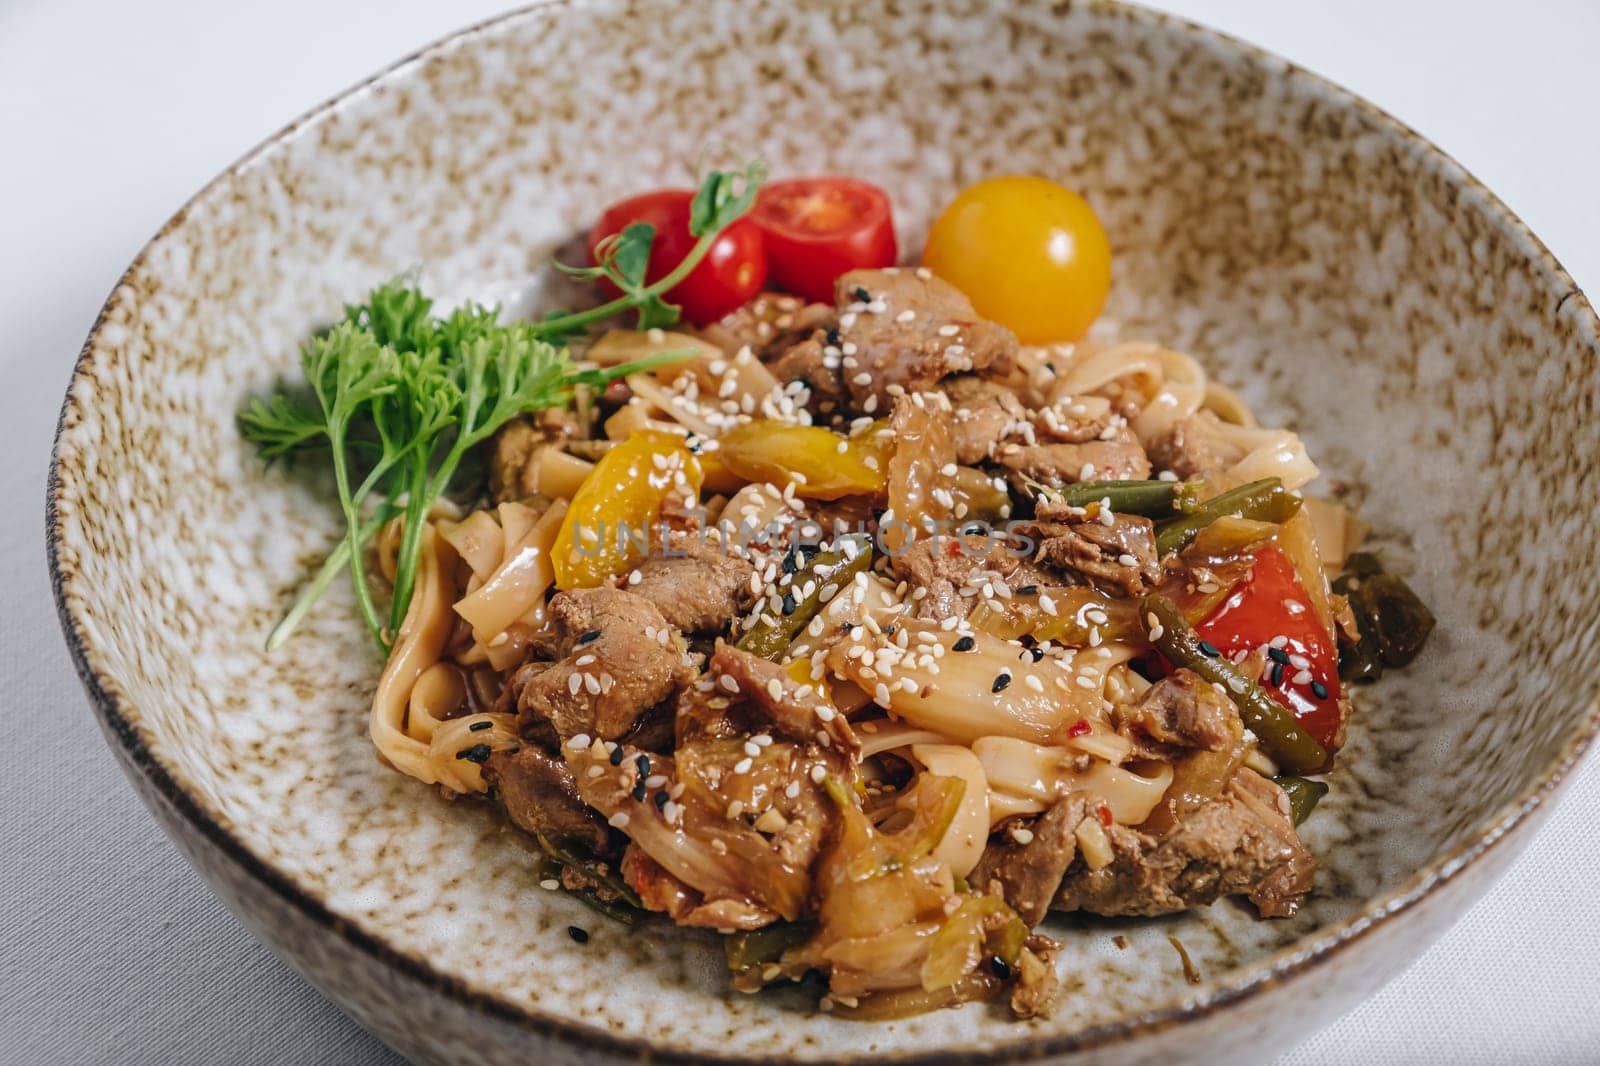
[751, 177, 897, 303]
[587, 189, 767, 325]
[1196, 544, 1343, 764]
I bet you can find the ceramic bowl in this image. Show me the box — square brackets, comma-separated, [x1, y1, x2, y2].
[48, 0, 1600, 1062]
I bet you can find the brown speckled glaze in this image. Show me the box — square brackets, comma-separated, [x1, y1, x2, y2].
[47, 1, 1600, 1062]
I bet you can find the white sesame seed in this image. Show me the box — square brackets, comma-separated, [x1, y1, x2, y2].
[896, 309, 917, 323]
[1011, 827, 1035, 845]
[608, 812, 631, 829]
[540, 878, 561, 891]
[734, 757, 754, 774]
[718, 674, 741, 694]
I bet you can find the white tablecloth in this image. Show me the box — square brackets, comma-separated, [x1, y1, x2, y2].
[3, 1, 1596, 1062]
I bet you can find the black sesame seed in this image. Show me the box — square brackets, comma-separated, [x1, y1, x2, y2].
[1269, 662, 1285, 688]
[654, 790, 670, 809]
[962, 524, 985, 536]
[989, 955, 1012, 980]
[631, 781, 648, 802]
[826, 327, 842, 347]
[1311, 680, 1329, 700]
[609, 745, 625, 766]
[1028, 647, 1045, 662]
[635, 754, 651, 776]
[578, 629, 602, 646]
[992, 673, 1012, 693]
[781, 549, 800, 574]
[1197, 640, 1221, 658]
[1267, 646, 1291, 665]
[456, 743, 492, 764]
[469, 720, 492, 732]
[883, 625, 898, 638]
[1015, 584, 1039, 596]
[568, 926, 590, 944]
[781, 592, 798, 616]
[952, 636, 976, 652]
[852, 286, 872, 303]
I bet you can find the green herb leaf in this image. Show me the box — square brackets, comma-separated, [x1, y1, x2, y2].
[609, 222, 656, 290]
[690, 160, 767, 237]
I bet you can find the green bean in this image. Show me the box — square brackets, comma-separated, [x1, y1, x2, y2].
[1275, 776, 1329, 826]
[725, 921, 814, 975]
[1154, 478, 1302, 556]
[1054, 479, 1204, 516]
[736, 535, 875, 660]
[1140, 594, 1329, 774]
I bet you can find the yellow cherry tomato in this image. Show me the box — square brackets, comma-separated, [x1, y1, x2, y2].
[922, 175, 1111, 344]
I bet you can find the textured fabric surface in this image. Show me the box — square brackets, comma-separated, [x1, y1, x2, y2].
[2, 1, 1596, 1063]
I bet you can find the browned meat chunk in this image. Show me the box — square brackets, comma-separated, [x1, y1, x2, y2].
[832, 269, 1017, 411]
[708, 641, 857, 754]
[970, 796, 1092, 926]
[889, 535, 1051, 621]
[1027, 504, 1161, 596]
[1147, 411, 1228, 481]
[628, 533, 756, 635]
[698, 293, 832, 361]
[767, 334, 846, 408]
[943, 376, 1028, 465]
[483, 746, 614, 857]
[1052, 772, 1315, 918]
[1120, 669, 1236, 760]
[506, 588, 691, 742]
[995, 429, 1151, 487]
[489, 408, 581, 502]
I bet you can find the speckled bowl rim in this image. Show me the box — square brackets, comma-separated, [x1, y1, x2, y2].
[46, 1, 1600, 1061]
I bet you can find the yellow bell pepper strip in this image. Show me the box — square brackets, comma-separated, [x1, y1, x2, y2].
[716, 420, 886, 500]
[552, 431, 702, 589]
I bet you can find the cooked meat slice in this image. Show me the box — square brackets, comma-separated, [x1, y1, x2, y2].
[489, 408, 581, 502]
[943, 376, 1028, 465]
[509, 588, 691, 742]
[969, 796, 1091, 926]
[833, 268, 1018, 411]
[767, 334, 847, 407]
[1228, 769, 1318, 917]
[483, 746, 614, 857]
[995, 431, 1151, 488]
[1026, 503, 1161, 597]
[1147, 411, 1229, 482]
[628, 533, 756, 635]
[889, 535, 1051, 621]
[698, 293, 833, 362]
[1052, 772, 1315, 918]
[1119, 669, 1237, 759]
[709, 641, 857, 754]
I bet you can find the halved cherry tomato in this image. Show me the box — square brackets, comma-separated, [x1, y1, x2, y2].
[1196, 544, 1343, 761]
[922, 175, 1111, 344]
[752, 177, 897, 303]
[588, 189, 767, 325]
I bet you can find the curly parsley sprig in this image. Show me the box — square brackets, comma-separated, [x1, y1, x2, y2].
[240, 162, 766, 652]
